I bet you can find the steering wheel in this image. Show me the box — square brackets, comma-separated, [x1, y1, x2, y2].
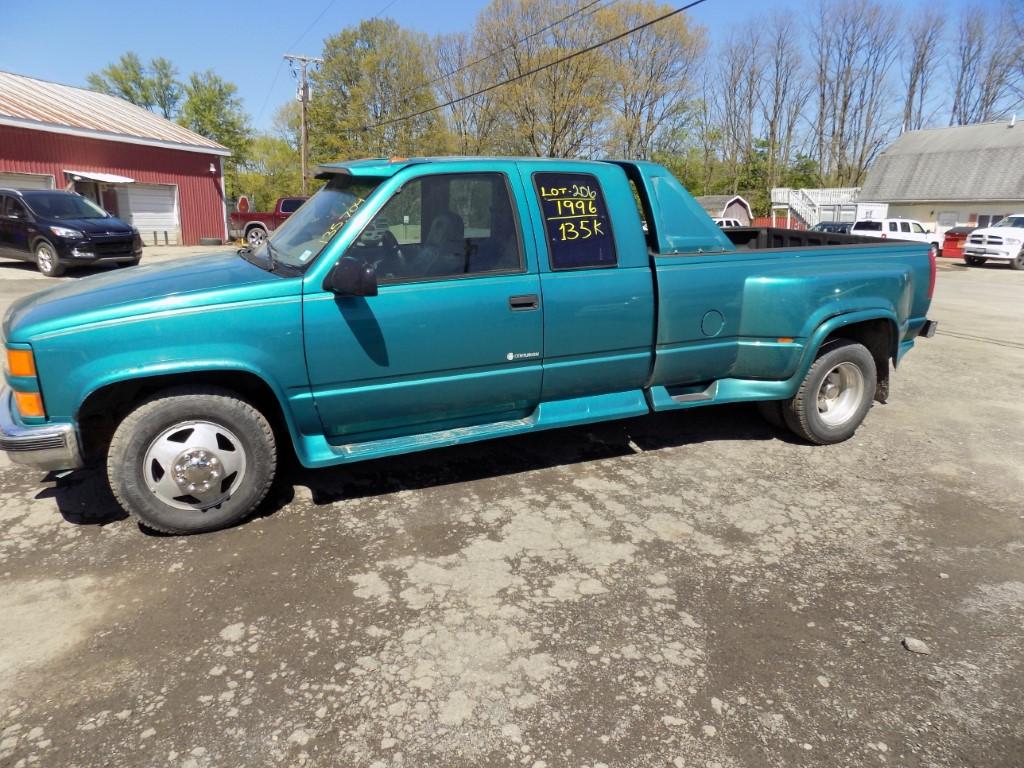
[373, 230, 405, 278]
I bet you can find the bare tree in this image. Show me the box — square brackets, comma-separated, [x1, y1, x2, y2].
[433, 33, 502, 154]
[901, 9, 945, 131]
[473, 0, 609, 158]
[716, 23, 763, 192]
[811, 0, 901, 185]
[597, 0, 707, 159]
[758, 14, 811, 190]
[949, 3, 1023, 125]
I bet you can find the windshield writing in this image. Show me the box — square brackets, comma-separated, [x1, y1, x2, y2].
[251, 176, 381, 269]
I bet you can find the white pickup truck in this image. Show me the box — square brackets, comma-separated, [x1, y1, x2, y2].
[850, 218, 941, 255]
[963, 214, 1024, 270]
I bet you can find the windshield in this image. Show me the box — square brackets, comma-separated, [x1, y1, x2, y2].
[249, 175, 382, 269]
[994, 216, 1024, 228]
[23, 192, 110, 219]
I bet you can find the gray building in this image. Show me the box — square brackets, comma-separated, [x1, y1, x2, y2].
[859, 118, 1024, 233]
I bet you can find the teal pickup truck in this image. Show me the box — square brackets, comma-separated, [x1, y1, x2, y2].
[0, 157, 937, 534]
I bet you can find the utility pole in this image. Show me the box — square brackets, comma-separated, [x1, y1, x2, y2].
[284, 53, 323, 195]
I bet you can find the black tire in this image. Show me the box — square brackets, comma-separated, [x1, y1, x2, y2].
[756, 400, 786, 429]
[930, 242, 941, 259]
[245, 226, 268, 248]
[34, 240, 65, 277]
[1010, 250, 1024, 270]
[107, 387, 276, 534]
[783, 340, 877, 445]
[965, 255, 986, 266]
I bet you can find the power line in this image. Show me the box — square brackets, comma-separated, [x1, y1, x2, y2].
[362, 0, 710, 131]
[429, 0, 615, 87]
[253, 0, 401, 126]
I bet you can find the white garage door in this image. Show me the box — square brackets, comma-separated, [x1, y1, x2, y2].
[116, 184, 179, 245]
[0, 172, 54, 190]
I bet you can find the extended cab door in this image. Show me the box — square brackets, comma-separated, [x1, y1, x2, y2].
[303, 166, 544, 441]
[518, 163, 655, 402]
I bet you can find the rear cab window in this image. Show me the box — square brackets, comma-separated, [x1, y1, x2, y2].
[533, 172, 616, 270]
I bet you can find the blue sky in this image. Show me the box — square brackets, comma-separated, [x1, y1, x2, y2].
[0, 0, 995, 132]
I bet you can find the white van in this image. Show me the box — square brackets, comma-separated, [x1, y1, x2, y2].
[850, 219, 941, 254]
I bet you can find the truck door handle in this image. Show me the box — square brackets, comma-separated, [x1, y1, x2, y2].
[508, 294, 539, 311]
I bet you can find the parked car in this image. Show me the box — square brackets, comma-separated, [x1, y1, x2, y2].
[810, 221, 853, 234]
[0, 188, 142, 277]
[0, 157, 936, 534]
[941, 226, 976, 261]
[851, 218, 941, 255]
[712, 217, 743, 228]
[962, 214, 1024, 269]
[229, 196, 308, 248]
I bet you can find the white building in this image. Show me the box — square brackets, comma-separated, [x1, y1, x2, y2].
[859, 118, 1024, 235]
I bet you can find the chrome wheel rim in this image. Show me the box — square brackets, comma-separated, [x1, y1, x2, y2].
[247, 229, 266, 247]
[37, 245, 55, 272]
[816, 362, 865, 427]
[143, 421, 247, 511]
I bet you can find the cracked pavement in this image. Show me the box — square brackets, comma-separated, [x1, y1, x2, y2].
[0, 259, 1022, 767]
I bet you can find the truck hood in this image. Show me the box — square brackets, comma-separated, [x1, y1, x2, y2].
[3, 252, 295, 342]
[968, 226, 1024, 240]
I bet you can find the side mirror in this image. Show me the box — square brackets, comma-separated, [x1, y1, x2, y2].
[325, 256, 378, 297]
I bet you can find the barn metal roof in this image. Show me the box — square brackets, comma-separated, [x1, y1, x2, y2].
[0, 71, 230, 156]
[860, 120, 1024, 203]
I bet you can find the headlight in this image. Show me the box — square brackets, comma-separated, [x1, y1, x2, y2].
[1005, 237, 1021, 246]
[49, 226, 84, 239]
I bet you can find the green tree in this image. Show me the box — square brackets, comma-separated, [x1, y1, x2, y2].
[87, 53, 182, 118]
[149, 57, 182, 118]
[178, 71, 252, 197]
[309, 18, 450, 163]
[87, 52, 152, 107]
[235, 135, 303, 211]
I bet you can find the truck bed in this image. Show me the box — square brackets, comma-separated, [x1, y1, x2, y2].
[723, 227, 883, 250]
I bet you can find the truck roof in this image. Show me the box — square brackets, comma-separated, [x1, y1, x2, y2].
[314, 155, 619, 179]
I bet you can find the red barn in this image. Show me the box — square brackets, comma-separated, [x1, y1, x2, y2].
[0, 70, 230, 245]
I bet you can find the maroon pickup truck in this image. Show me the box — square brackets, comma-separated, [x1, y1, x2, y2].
[229, 196, 308, 247]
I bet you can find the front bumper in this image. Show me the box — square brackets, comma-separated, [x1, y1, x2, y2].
[963, 246, 1015, 261]
[0, 388, 83, 471]
[54, 238, 142, 263]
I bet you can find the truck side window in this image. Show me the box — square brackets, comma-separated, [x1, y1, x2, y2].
[533, 172, 616, 270]
[888, 222, 898, 232]
[280, 198, 303, 214]
[348, 172, 523, 283]
[900, 222, 911, 233]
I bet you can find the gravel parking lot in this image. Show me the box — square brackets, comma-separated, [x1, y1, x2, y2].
[0, 254, 1022, 767]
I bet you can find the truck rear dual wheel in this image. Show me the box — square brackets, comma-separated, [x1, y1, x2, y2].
[783, 340, 876, 444]
[758, 340, 876, 444]
[107, 388, 276, 534]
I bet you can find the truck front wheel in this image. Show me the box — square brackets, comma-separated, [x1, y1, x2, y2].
[107, 387, 277, 534]
[783, 340, 876, 445]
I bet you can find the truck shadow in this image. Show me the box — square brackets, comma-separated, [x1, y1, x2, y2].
[269, 402, 798, 509]
[39, 403, 798, 531]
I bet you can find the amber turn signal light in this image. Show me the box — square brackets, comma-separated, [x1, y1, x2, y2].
[14, 391, 45, 419]
[6, 348, 36, 378]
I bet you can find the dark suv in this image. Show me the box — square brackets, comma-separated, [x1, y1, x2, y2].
[0, 189, 143, 277]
